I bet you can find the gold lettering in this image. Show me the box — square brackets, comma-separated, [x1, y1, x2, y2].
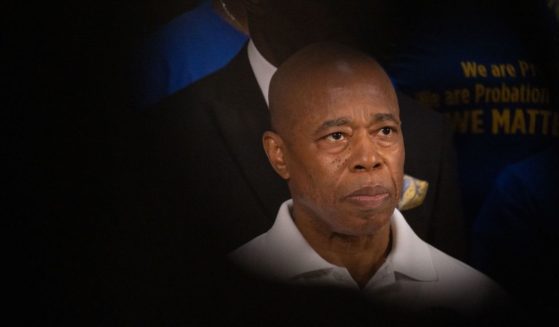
[471, 110, 484, 134]
[511, 109, 526, 134]
[479, 65, 488, 77]
[444, 88, 470, 106]
[492, 109, 510, 134]
[415, 91, 440, 109]
[518, 60, 529, 77]
[510, 86, 519, 102]
[531, 88, 541, 103]
[541, 110, 552, 135]
[501, 83, 511, 102]
[526, 109, 539, 134]
[461, 89, 470, 104]
[445, 90, 457, 106]
[461, 61, 480, 78]
[447, 111, 469, 134]
[491, 89, 501, 103]
[459, 61, 488, 77]
[506, 64, 516, 77]
[475, 84, 485, 103]
[491, 64, 501, 77]
[518, 60, 536, 77]
[491, 64, 517, 78]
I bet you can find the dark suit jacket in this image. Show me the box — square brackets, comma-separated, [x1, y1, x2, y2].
[127, 46, 466, 260]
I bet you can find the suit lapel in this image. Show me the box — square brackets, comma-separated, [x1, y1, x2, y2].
[208, 46, 289, 219]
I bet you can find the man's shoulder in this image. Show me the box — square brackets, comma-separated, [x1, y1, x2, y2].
[426, 244, 506, 302]
[230, 234, 268, 259]
[151, 46, 260, 115]
[137, 55, 254, 129]
[229, 233, 281, 279]
[163, 63, 238, 107]
[429, 246, 491, 282]
[126, 57, 252, 164]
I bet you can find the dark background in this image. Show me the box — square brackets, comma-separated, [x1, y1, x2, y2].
[7, 1, 201, 324]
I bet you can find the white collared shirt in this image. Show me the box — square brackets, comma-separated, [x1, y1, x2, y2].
[247, 40, 277, 106]
[229, 200, 507, 317]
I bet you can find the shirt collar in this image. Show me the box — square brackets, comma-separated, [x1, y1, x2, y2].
[264, 200, 336, 279]
[388, 209, 438, 281]
[247, 39, 277, 106]
[267, 200, 438, 282]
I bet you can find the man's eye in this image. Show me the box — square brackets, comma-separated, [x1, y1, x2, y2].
[379, 127, 393, 136]
[326, 132, 345, 141]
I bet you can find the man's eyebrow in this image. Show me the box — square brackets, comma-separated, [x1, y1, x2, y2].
[372, 113, 400, 124]
[314, 113, 400, 134]
[314, 117, 351, 134]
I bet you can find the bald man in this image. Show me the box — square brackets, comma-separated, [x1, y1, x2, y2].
[129, 0, 467, 262]
[230, 43, 506, 319]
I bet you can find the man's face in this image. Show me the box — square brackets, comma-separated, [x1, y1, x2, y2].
[283, 68, 404, 237]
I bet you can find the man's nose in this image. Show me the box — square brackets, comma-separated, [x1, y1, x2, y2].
[350, 130, 382, 172]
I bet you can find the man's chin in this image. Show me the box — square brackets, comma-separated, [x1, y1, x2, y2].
[337, 207, 394, 236]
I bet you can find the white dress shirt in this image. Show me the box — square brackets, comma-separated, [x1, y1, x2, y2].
[230, 200, 507, 318]
[247, 40, 277, 106]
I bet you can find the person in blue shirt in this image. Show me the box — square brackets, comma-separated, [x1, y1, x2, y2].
[472, 143, 559, 325]
[133, 0, 249, 109]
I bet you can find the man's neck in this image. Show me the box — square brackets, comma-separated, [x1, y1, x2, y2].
[293, 209, 392, 289]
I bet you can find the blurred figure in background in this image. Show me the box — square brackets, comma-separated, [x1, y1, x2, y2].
[132, 0, 249, 108]
[384, 0, 558, 231]
[472, 143, 559, 325]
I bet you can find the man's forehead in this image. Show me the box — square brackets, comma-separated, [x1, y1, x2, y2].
[322, 82, 394, 101]
[306, 78, 398, 109]
[315, 112, 399, 128]
[302, 62, 394, 95]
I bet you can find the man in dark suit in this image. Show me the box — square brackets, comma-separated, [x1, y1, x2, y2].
[127, 0, 465, 261]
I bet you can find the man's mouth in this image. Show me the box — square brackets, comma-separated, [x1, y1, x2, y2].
[343, 185, 391, 208]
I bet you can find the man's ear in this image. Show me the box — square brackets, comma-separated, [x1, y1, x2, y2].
[262, 131, 290, 180]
